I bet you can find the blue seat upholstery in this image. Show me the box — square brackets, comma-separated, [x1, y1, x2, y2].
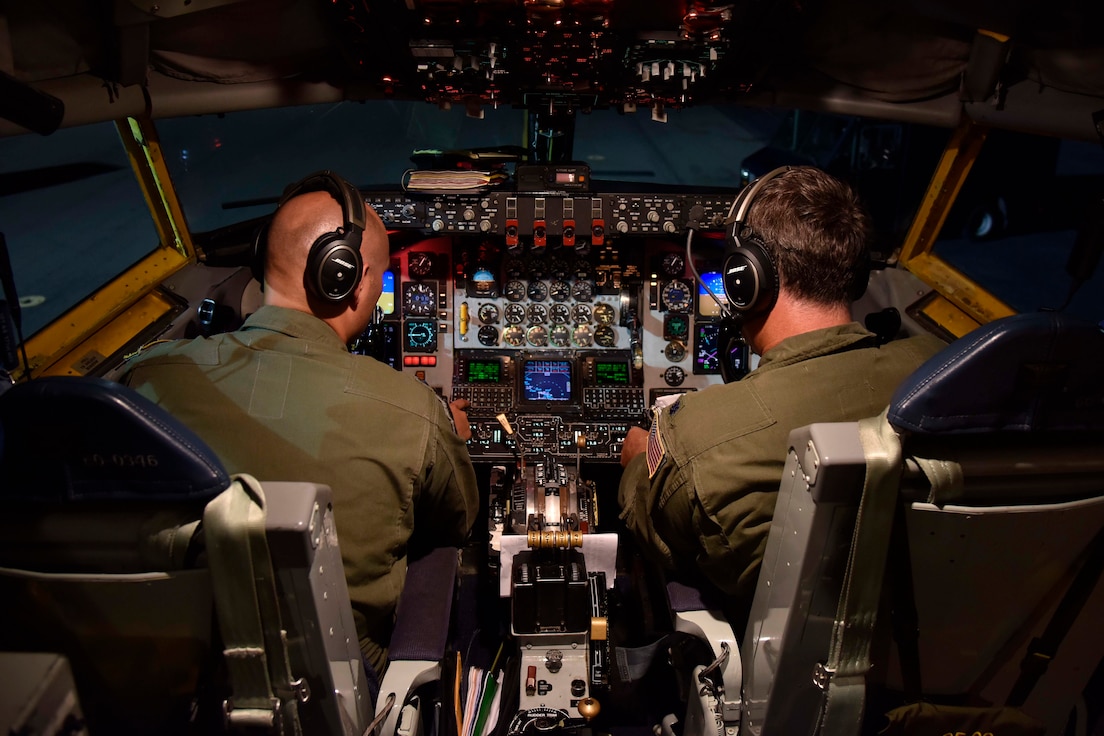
[0, 375, 229, 503]
[889, 311, 1104, 435]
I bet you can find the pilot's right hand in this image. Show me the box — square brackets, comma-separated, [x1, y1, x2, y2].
[448, 398, 473, 442]
[620, 425, 649, 468]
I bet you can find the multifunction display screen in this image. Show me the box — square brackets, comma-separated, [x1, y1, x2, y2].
[697, 270, 727, 317]
[522, 360, 573, 402]
[594, 360, 629, 386]
[465, 358, 502, 383]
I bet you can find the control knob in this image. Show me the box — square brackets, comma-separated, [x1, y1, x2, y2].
[615, 221, 629, 234]
[647, 210, 660, 223]
[431, 218, 445, 232]
[663, 221, 677, 233]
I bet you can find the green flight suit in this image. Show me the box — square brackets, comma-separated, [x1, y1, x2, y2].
[121, 305, 479, 676]
[619, 322, 944, 621]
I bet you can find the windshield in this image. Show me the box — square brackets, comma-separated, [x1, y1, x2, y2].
[0, 122, 160, 337]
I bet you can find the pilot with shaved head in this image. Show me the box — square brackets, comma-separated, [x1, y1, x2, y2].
[122, 171, 478, 682]
[618, 166, 945, 629]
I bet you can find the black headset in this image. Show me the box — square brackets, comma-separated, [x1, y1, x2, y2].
[721, 166, 790, 317]
[252, 170, 368, 303]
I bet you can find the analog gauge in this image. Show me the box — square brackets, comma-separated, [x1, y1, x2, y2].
[478, 303, 500, 324]
[549, 280, 571, 302]
[502, 325, 526, 347]
[408, 251, 434, 278]
[478, 325, 499, 346]
[665, 340, 687, 362]
[571, 304, 592, 324]
[548, 256, 570, 278]
[572, 258, 593, 280]
[526, 257, 547, 281]
[664, 312, 690, 341]
[549, 324, 571, 347]
[503, 258, 526, 279]
[469, 266, 497, 297]
[661, 252, 685, 277]
[402, 281, 437, 317]
[571, 280, 595, 302]
[661, 278, 693, 313]
[526, 303, 548, 324]
[504, 279, 526, 302]
[664, 365, 687, 387]
[594, 325, 617, 347]
[593, 302, 615, 325]
[550, 303, 570, 324]
[527, 280, 549, 302]
[573, 324, 593, 347]
[504, 303, 526, 324]
[404, 319, 437, 352]
[526, 325, 549, 347]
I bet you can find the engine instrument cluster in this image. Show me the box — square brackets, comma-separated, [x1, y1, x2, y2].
[360, 188, 741, 462]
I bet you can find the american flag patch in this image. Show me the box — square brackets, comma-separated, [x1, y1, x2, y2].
[646, 417, 666, 478]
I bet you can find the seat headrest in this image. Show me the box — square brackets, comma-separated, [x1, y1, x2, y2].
[0, 376, 230, 502]
[888, 312, 1104, 435]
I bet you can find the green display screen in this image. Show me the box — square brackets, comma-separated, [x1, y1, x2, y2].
[466, 359, 502, 383]
[594, 361, 629, 386]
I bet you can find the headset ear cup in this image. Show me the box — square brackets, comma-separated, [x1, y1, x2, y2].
[251, 221, 269, 288]
[723, 235, 778, 315]
[308, 234, 363, 302]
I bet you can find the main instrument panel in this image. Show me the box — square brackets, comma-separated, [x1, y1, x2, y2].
[358, 188, 745, 462]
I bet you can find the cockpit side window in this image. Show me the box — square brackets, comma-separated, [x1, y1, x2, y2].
[0, 122, 160, 337]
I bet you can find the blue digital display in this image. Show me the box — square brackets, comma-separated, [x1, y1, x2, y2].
[697, 270, 727, 317]
[377, 270, 395, 315]
[523, 360, 573, 401]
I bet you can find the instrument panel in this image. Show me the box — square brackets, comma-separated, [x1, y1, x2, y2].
[358, 189, 743, 462]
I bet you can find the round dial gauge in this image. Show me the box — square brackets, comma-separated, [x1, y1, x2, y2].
[503, 258, 526, 279]
[594, 325, 617, 347]
[408, 252, 434, 278]
[404, 319, 437, 352]
[478, 325, 499, 346]
[664, 365, 687, 387]
[526, 325, 549, 347]
[478, 303, 500, 324]
[571, 280, 595, 302]
[664, 340, 687, 362]
[664, 312, 689, 340]
[402, 282, 436, 317]
[503, 325, 526, 347]
[548, 256, 570, 278]
[526, 258, 547, 281]
[526, 304, 548, 324]
[661, 279, 693, 312]
[571, 304, 592, 324]
[527, 280, 549, 302]
[572, 258, 593, 280]
[548, 280, 571, 302]
[504, 303, 526, 324]
[550, 304, 570, 324]
[549, 324, 571, 347]
[573, 324, 593, 347]
[661, 252, 685, 277]
[504, 280, 526, 302]
[593, 303, 615, 325]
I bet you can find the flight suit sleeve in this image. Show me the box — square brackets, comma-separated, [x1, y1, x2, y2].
[618, 443, 704, 573]
[411, 397, 480, 551]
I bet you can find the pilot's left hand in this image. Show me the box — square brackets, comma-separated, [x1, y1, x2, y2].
[449, 398, 473, 442]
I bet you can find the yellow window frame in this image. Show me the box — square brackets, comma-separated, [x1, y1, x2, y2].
[21, 116, 197, 378]
[897, 117, 1017, 337]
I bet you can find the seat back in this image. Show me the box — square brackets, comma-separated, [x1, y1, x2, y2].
[0, 377, 371, 735]
[741, 312, 1104, 736]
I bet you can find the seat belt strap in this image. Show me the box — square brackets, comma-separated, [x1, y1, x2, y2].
[204, 474, 304, 734]
[817, 412, 902, 736]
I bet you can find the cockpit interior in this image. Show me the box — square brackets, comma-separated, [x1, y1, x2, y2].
[1, 1, 1103, 735]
